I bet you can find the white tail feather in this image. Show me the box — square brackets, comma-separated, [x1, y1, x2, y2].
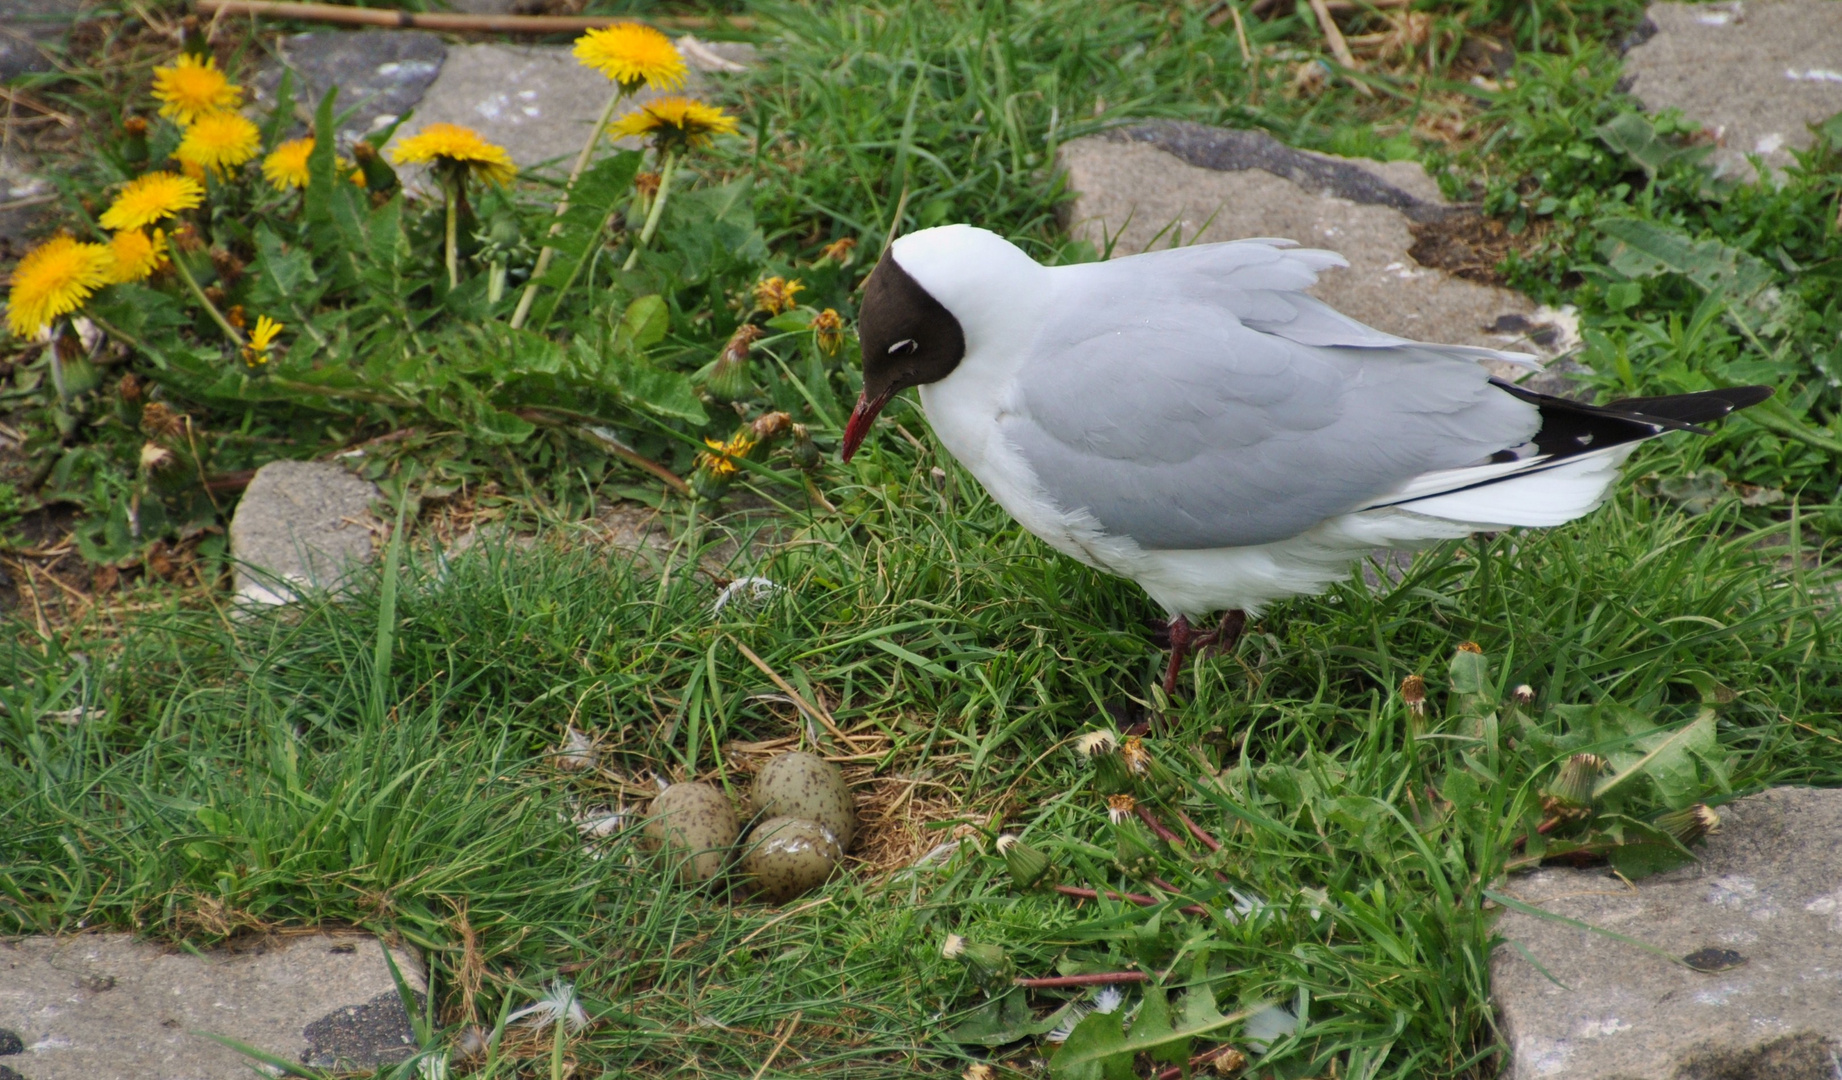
[1388, 446, 1638, 529]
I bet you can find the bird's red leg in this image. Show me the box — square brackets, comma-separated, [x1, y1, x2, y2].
[1208, 609, 1246, 655]
[1161, 615, 1195, 698]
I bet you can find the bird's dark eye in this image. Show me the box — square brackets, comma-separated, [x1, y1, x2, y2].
[887, 339, 918, 356]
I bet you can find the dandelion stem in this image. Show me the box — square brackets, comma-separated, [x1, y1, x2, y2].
[444, 182, 460, 290]
[621, 148, 676, 271]
[1014, 972, 1149, 988]
[170, 251, 244, 346]
[510, 84, 624, 329]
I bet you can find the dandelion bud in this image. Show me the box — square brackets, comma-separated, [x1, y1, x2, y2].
[139, 401, 185, 439]
[1513, 684, 1535, 705]
[788, 423, 820, 472]
[810, 308, 845, 356]
[118, 373, 142, 402]
[1654, 803, 1720, 846]
[1400, 674, 1427, 717]
[996, 833, 1051, 889]
[1079, 730, 1133, 795]
[942, 934, 1010, 984]
[353, 141, 400, 193]
[225, 304, 246, 330]
[1545, 753, 1605, 809]
[208, 247, 244, 285]
[139, 441, 175, 472]
[1120, 735, 1177, 798]
[706, 324, 762, 403]
[121, 117, 149, 165]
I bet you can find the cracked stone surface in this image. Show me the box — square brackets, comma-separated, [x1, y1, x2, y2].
[1492, 786, 1842, 1080]
[1622, 0, 1842, 182]
[252, 31, 450, 146]
[228, 459, 380, 605]
[1056, 121, 1585, 396]
[384, 37, 755, 189]
[0, 932, 424, 1079]
[0, 0, 84, 83]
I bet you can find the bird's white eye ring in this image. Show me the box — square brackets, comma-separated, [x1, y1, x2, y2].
[887, 339, 918, 356]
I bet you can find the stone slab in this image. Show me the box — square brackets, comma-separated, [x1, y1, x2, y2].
[0, 932, 425, 1079]
[0, 0, 84, 84]
[1623, 0, 1842, 182]
[228, 459, 380, 604]
[251, 31, 449, 146]
[1492, 786, 1842, 1080]
[1056, 122, 1581, 389]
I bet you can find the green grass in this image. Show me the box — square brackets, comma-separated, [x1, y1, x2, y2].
[5, 432, 1840, 1076]
[8, 0, 1842, 1075]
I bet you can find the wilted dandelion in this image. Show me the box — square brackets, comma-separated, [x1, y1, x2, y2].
[712, 575, 781, 614]
[1400, 674, 1427, 717]
[174, 111, 261, 176]
[817, 236, 857, 265]
[98, 172, 204, 231]
[1106, 793, 1137, 826]
[151, 54, 242, 126]
[6, 234, 113, 338]
[139, 441, 175, 472]
[810, 307, 845, 354]
[1091, 985, 1124, 1015]
[553, 725, 597, 771]
[1076, 730, 1118, 757]
[751, 275, 805, 316]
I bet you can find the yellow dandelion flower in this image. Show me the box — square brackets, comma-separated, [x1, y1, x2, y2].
[5, 234, 113, 339]
[573, 23, 687, 91]
[261, 137, 315, 190]
[98, 172, 204, 231]
[694, 432, 756, 479]
[174, 111, 260, 176]
[107, 228, 168, 283]
[751, 275, 804, 316]
[151, 54, 243, 127]
[389, 123, 516, 186]
[810, 307, 845, 355]
[610, 96, 738, 150]
[241, 314, 283, 368]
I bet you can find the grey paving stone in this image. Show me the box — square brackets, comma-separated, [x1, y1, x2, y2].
[1623, 0, 1842, 182]
[0, 932, 425, 1080]
[1492, 786, 1842, 1080]
[1056, 122, 1583, 389]
[251, 31, 449, 146]
[0, 0, 85, 84]
[386, 38, 752, 189]
[228, 459, 380, 605]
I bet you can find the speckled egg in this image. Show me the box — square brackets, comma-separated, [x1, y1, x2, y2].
[741, 816, 843, 902]
[750, 751, 856, 850]
[642, 782, 739, 883]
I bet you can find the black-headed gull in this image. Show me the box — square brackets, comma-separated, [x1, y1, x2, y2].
[840, 225, 1770, 695]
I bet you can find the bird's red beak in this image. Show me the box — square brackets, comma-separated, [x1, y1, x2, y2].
[840, 388, 894, 463]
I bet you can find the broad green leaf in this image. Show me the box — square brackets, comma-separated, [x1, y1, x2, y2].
[618, 294, 669, 351]
[1595, 217, 1775, 303]
[765, 309, 814, 332]
[1594, 709, 1728, 808]
[1049, 1009, 1131, 1080]
[1447, 648, 1491, 698]
[1594, 112, 1714, 180]
[945, 988, 1070, 1046]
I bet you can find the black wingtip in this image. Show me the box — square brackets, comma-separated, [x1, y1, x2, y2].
[1604, 384, 1774, 425]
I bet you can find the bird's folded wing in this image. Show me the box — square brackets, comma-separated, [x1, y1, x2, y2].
[1001, 299, 1541, 550]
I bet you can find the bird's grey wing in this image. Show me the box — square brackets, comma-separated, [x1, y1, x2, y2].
[1000, 297, 1539, 550]
[1077, 239, 1539, 365]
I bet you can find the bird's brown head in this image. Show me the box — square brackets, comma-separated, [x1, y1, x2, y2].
[841, 252, 965, 462]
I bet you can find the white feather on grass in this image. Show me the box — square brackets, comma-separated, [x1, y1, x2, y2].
[508, 980, 589, 1032]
